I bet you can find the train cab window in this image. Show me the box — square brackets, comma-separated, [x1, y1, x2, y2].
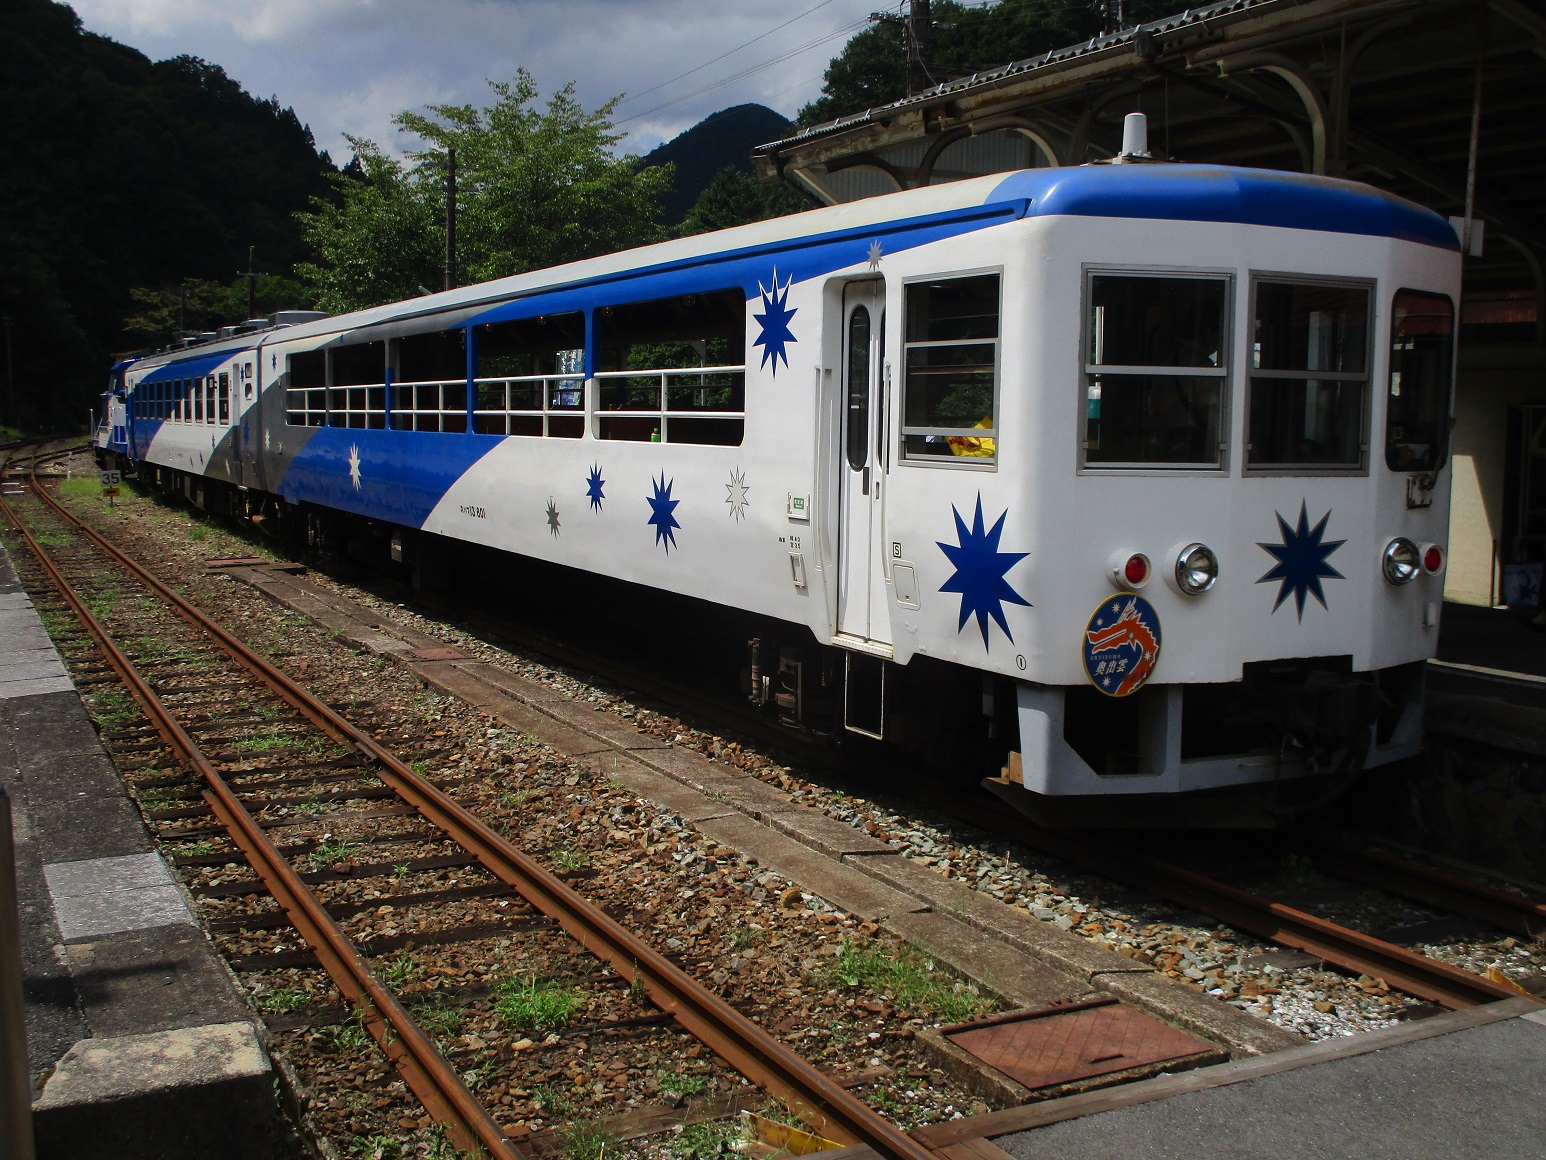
[474, 314, 584, 437]
[901, 274, 1000, 463]
[595, 288, 745, 445]
[396, 329, 468, 433]
[1247, 279, 1371, 471]
[1386, 291, 1454, 473]
[1083, 273, 1228, 469]
[285, 350, 327, 427]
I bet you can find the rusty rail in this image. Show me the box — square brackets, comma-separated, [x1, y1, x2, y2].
[15, 457, 934, 1160]
[943, 794, 1539, 1011]
[1295, 836, 1546, 943]
[0, 478, 521, 1158]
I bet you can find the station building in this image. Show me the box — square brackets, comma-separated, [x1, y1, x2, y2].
[753, 0, 1545, 610]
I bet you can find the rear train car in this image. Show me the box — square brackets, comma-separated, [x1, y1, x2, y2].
[117, 159, 1461, 816]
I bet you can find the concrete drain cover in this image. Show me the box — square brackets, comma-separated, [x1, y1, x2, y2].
[944, 998, 1215, 1090]
[407, 647, 466, 661]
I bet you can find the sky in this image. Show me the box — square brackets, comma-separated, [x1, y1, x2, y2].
[66, 0, 894, 164]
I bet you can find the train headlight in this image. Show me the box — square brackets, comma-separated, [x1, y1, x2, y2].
[1174, 543, 1219, 595]
[1382, 537, 1421, 585]
[1421, 543, 1445, 575]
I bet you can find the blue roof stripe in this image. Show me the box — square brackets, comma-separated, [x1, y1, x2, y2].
[135, 350, 246, 385]
[991, 164, 1459, 251]
[464, 200, 1029, 328]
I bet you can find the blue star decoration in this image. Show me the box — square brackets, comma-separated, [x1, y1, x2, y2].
[936, 494, 1031, 648]
[586, 464, 605, 511]
[752, 268, 797, 376]
[646, 474, 681, 553]
[1257, 501, 1345, 620]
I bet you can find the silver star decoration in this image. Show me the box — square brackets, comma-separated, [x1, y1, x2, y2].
[546, 497, 561, 537]
[867, 239, 884, 270]
[347, 444, 362, 491]
[725, 468, 750, 521]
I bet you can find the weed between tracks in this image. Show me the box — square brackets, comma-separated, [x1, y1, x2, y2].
[827, 941, 990, 1025]
[493, 977, 582, 1034]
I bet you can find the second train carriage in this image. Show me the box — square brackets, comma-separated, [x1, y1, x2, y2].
[108, 153, 1462, 812]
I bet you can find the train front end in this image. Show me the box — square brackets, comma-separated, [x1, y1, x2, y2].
[888, 163, 1461, 813]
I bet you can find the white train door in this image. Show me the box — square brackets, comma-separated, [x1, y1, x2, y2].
[836, 279, 890, 646]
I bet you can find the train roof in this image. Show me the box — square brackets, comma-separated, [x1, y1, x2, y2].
[125, 162, 1455, 376]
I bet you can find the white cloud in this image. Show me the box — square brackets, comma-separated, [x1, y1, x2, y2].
[64, 0, 875, 161]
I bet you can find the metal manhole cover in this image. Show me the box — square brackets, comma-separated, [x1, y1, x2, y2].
[407, 647, 466, 661]
[944, 998, 1215, 1090]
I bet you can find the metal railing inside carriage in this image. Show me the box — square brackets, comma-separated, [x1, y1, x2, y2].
[288, 366, 747, 445]
[593, 365, 745, 444]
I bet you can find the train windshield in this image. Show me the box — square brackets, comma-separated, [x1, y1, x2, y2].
[1083, 273, 1228, 469]
[1247, 279, 1371, 471]
[1386, 290, 1454, 473]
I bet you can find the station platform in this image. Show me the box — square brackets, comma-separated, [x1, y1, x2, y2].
[1436, 600, 1546, 683]
[931, 997, 1546, 1160]
[0, 537, 294, 1158]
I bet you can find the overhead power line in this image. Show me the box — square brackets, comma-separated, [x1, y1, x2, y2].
[617, 0, 846, 108]
[615, 12, 879, 127]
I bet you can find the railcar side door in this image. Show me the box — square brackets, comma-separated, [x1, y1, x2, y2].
[836, 279, 890, 646]
[240, 351, 263, 492]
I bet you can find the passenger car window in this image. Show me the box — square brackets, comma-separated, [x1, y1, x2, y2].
[1247, 279, 1371, 471]
[595, 288, 745, 446]
[901, 274, 1000, 463]
[1083, 273, 1228, 469]
[1386, 291, 1454, 473]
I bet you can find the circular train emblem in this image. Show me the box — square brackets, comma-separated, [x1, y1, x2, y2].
[1082, 594, 1162, 698]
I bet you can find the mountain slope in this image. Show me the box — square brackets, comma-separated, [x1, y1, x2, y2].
[643, 104, 793, 223]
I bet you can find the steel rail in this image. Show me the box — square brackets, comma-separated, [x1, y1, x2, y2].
[24, 467, 933, 1159]
[946, 799, 1538, 1011]
[1295, 836, 1546, 942]
[0, 483, 522, 1159]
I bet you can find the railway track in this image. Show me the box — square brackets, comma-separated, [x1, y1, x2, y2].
[343, 548, 1546, 1014]
[1, 447, 933, 1160]
[260, 497, 1546, 1017]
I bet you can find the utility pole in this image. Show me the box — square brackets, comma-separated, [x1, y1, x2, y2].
[907, 0, 933, 96]
[444, 147, 458, 292]
[1, 315, 12, 430]
[1098, 0, 1125, 35]
[237, 246, 265, 320]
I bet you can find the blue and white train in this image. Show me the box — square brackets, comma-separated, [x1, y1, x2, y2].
[99, 144, 1460, 816]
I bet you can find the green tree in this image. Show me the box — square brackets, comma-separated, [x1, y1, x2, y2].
[678, 167, 812, 237]
[298, 73, 673, 313]
[121, 274, 316, 347]
[294, 139, 444, 314]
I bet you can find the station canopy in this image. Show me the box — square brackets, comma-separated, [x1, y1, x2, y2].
[754, 0, 1546, 333]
